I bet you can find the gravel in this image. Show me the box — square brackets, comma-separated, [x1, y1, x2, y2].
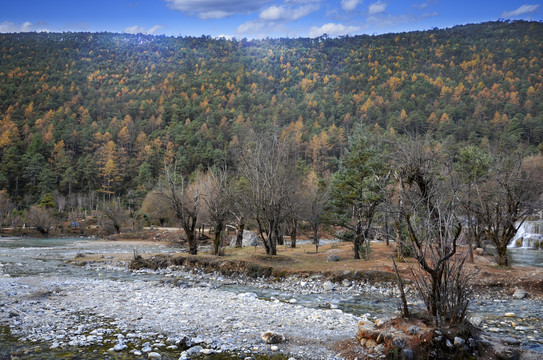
[0, 274, 361, 359]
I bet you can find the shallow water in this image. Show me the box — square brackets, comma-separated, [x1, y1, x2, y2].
[1, 236, 542, 355]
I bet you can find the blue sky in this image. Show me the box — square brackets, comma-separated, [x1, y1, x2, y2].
[0, 1, 541, 38]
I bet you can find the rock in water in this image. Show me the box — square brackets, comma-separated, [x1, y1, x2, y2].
[148, 352, 162, 359]
[327, 254, 340, 262]
[513, 289, 528, 299]
[323, 281, 335, 291]
[261, 331, 286, 344]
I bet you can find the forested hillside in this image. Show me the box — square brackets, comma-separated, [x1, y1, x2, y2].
[1, 20, 542, 207]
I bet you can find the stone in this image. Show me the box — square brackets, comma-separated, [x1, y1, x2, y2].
[374, 318, 389, 327]
[288, 299, 297, 304]
[142, 343, 153, 353]
[342, 279, 352, 287]
[454, 337, 466, 347]
[114, 343, 126, 351]
[502, 337, 521, 345]
[134, 350, 142, 356]
[513, 289, 528, 299]
[365, 339, 377, 349]
[148, 352, 162, 359]
[446, 339, 454, 349]
[391, 337, 407, 350]
[202, 349, 213, 355]
[270, 345, 279, 351]
[401, 349, 414, 360]
[327, 254, 340, 262]
[504, 312, 515, 317]
[230, 230, 259, 247]
[186, 346, 203, 355]
[406, 325, 420, 335]
[474, 248, 485, 256]
[469, 316, 483, 327]
[323, 281, 335, 291]
[261, 331, 285, 344]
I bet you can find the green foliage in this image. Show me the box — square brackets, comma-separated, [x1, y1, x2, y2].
[0, 21, 542, 207]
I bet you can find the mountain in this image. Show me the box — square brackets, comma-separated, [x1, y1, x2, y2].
[1, 20, 542, 204]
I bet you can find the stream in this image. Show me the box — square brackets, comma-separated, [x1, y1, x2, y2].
[1, 236, 542, 357]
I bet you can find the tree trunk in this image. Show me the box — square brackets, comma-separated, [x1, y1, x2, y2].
[313, 225, 319, 253]
[185, 224, 198, 255]
[213, 222, 223, 255]
[235, 222, 244, 248]
[290, 219, 297, 248]
[496, 243, 509, 266]
[353, 223, 362, 260]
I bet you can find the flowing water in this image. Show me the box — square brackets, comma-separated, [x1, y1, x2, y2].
[506, 220, 543, 267]
[1, 236, 542, 356]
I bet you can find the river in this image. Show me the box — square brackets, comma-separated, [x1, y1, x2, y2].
[1, 236, 542, 358]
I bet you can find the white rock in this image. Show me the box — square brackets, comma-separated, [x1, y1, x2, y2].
[148, 352, 162, 359]
[186, 346, 203, 355]
[513, 289, 528, 299]
[323, 281, 335, 291]
[271, 345, 279, 351]
[504, 312, 515, 317]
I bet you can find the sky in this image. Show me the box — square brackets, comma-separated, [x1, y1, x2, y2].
[0, 1, 541, 39]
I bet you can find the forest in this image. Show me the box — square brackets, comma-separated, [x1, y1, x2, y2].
[0, 21, 542, 264]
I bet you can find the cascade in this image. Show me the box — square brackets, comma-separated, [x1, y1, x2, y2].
[508, 220, 543, 249]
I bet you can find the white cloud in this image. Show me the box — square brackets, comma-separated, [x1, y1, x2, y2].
[368, 1, 386, 15]
[237, 2, 319, 35]
[259, 4, 319, 21]
[165, 0, 271, 19]
[501, 4, 540, 18]
[124, 25, 164, 34]
[236, 20, 266, 34]
[367, 10, 437, 29]
[0, 21, 36, 33]
[308, 22, 360, 37]
[412, 0, 436, 10]
[341, 0, 361, 12]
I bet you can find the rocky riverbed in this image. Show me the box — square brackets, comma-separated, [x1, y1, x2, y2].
[1, 237, 543, 359]
[0, 272, 362, 360]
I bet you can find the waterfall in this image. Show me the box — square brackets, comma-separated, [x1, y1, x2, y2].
[508, 221, 543, 249]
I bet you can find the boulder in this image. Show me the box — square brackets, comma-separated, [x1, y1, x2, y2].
[469, 316, 483, 327]
[474, 247, 485, 256]
[327, 254, 340, 262]
[261, 331, 286, 344]
[323, 281, 335, 291]
[185, 346, 203, 355]
[230, 230, 259, 247]
[513, 289, 528, 299]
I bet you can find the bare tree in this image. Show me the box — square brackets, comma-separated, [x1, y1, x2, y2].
[469, 152, 543, 266]
[228, 175, 252, 248]
[100, 197, 127, 234]
[157, 162, 201, 255]
[394, 135, 471, 326]
[240, 137, 302, 255]
[302, 171, 328, 253]
[27, 206, 55, 237]
[200, 168, 231, 255]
